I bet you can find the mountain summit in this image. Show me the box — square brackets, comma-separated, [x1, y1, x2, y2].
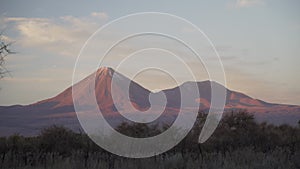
[35, 67, 151, 112]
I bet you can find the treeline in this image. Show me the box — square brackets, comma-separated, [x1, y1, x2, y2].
[0, 111, 299, 169]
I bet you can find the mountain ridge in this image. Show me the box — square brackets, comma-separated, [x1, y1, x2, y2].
[0, 67, 299, 136]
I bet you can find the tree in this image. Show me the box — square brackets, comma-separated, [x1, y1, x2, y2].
[0, 33, 14, 79]
[39, 125, 80, 156]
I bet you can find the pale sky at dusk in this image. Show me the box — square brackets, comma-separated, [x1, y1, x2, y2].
[0, 0, 299, 106]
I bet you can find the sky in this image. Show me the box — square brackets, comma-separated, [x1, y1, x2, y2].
[0, 0, 299, 106]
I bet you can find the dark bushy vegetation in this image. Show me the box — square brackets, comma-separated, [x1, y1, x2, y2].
[0, 111, 299, 169]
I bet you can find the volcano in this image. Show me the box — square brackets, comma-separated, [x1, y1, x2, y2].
[0, 67, 299, 136]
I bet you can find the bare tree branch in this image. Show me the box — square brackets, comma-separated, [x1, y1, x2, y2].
[0, 33, 14, 79]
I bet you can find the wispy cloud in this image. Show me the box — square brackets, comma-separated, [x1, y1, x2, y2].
[235, 0, 265, 8]
[3, 12, 109, 57]
[90, 12, 109, 20]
